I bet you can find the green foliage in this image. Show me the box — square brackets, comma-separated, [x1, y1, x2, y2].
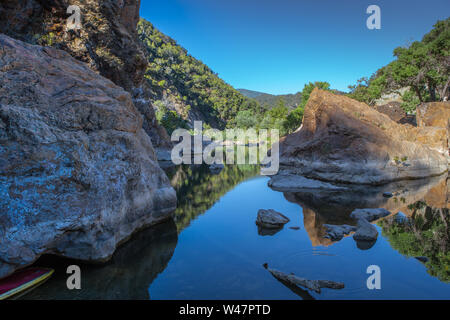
[137, 19, 261, 130]
[236, 110, 257, 129]
[165, 164, 260, 232]
[238, 89, 302, 110]
[348, 17, 450, 111]
[379, 205, 450, 282]
[155, 105, 189, 135]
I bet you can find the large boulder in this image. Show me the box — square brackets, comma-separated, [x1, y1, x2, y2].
[275, 89, 448, 185]
[0, 0, 172, 149]
[0, 35, 177, 279]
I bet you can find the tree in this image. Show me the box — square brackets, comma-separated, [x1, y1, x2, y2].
[300, 81, 331, 108]
[236, 110, 257, 129]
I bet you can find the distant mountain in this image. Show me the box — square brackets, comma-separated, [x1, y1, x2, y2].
[238, 89, 302, 110]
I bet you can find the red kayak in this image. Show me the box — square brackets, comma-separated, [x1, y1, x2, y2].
[0, 268, 54, 300]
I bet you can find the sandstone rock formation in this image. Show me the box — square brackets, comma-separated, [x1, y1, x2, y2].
[275, 89, 448, 185]
[0, 0, 172, 149]
[0, 35, 177, 279]
[416, 101, 450, 159]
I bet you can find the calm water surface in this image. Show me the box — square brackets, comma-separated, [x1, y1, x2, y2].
[25, 165, 449, 299]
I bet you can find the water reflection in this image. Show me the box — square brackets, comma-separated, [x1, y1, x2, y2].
[164, 164, 260, 232]
[22, 220, 178, 300]
[274, 174, 449, 281]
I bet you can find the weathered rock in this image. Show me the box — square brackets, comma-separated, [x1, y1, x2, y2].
[323, 224, 357, 241]
[263, 264, 344, 294]
[353, 218, 378, 242]
[0, 35, 177, 279]
[350, 208, 391, 222]
[416, 101, 450, 159]
[268, 174, 348, 192]
[276, 89, 448, 185]
[256, 209, 290, 229]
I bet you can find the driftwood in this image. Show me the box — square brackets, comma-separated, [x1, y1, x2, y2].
[263, 264, 344, 294]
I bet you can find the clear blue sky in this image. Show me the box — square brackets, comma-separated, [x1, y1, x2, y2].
[140, 0, 450, 95]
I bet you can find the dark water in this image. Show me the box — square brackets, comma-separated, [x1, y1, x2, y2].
[24, 165, 449, 299]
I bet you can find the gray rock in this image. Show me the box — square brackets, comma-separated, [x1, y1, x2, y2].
[263, 264, 344, 294]
[353, 219, 378, 242]
[256, 209, 290, 229]
[323, 224, 357, 241]
[350, 208, 391, 222]
[0, 35, 177, 279]
[383, 192, 394, 198]
[268, 174, 348, 192]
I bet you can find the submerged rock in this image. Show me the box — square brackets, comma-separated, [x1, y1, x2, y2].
[275, 89, 448, 185]
[0, 35, 176, 279]
[263, 264, 344, 294]
[256, 209, 290, 229]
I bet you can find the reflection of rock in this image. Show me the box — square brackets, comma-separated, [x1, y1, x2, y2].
[263, 264, 344, 294]
[323, 225, 356, 241]
[0, 35, 176, 279]
[21, 220, 178, 300]
[256, 209, 290, 229]
[274, 89, 447, 185]
[353, 218, 378, 242]
[268, 174, 348, 192]
[257, 226, 283, 236]
[278, 174, 448, 247]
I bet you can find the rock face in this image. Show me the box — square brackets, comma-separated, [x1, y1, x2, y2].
[0, 0, 172, 149]
[276, 89, 448, 185]
[0, 35, 177, 278]
[256, 209, 290, 229]
[350, 208, 391, 222]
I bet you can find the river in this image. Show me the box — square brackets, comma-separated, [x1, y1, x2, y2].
[23, 164, 449, 299]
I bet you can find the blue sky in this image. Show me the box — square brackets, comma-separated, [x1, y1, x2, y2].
[140, 0, 450, 95]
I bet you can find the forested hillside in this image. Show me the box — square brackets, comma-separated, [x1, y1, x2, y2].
[238, 89, 302, 110]
[137, 19, 262, 133]
[348, 18, 449, 113]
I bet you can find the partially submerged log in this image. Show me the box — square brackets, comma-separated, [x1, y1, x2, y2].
[263, 264, 344, 294]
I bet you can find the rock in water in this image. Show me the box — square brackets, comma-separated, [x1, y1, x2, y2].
[256, 209, 290, 229]
[275, 89, 448, 185]
[353, 219, 378, 242]
[0, 35, 177, 279]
